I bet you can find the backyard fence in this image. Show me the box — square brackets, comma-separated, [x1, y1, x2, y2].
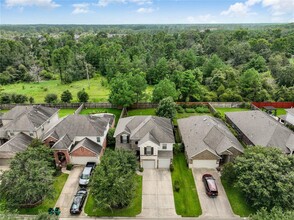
[252, 102, 294, 109]
[74, 103, 84, 115]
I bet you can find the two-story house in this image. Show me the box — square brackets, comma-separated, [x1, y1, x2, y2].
[114, 116, 175, 169]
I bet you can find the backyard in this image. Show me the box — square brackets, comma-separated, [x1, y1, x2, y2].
[171, 153, 202, 217]
[80, 108, 122, 125]
[215, 108, 250, 117]
[18, 173, 69, 215]
[84, 175, 142, 217]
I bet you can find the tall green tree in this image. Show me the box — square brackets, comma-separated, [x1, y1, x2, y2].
[152, 78, 179, 103]
[156, 97, 177, 119]
[52, 46, 73, 83]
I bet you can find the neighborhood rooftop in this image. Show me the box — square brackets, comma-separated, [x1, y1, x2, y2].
[178, 115, 244, 160]
[226, 110, 294, 154]
[0, 132, 33, 156]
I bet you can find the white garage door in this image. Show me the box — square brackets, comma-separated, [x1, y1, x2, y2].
[71, 156, 98, 165]
[0, 159, 11, 166]
[142, 160, 155, 169]
[158, 159, 170, 168]
[192, 160, 218, 169]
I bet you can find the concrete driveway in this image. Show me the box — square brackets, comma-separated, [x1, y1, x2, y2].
[55, 166, 84, 217]
[192, 168, 236, 218]
[138, 169, 178, 218]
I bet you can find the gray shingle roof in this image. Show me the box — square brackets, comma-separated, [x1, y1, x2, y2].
[286, 108, 294, 115]
[178, 115, 243, 160]
[70, 138, 102, 155]
[52, 134, 72, 150]
[0, 132, 33, 154]
[226, 110, 294, 153]
[114, 116, 175, 144]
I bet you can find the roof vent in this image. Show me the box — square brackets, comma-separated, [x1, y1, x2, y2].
[203, 118, 207, 121]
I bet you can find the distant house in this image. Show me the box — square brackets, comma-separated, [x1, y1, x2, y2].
[226, 110, 294, 155]
[284, 108, 294, 126]
[43, 113, 115, 165]
[114, 116, 175, 169]
[0, 106, 59, 165]
[178, 116, 243, 169]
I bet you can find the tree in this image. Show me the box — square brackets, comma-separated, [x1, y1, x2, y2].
[127, 72, 147, 103]
[44, 93, 58, 104]
[106, 128, 116, 148]
[177, 70, 202, 101]
[90, 149, 137, 209]
[239, 68, 262, 101]
[224, 146, 294, 211]
[0, 142, 55, 208]
[52, 46, 73, 83]
[152, 79, 179, 103]
[250, 207, 294, 220]
[61, 90, 73, 103]
[155, 97, 177, 119]
[77, 89, 89, 103]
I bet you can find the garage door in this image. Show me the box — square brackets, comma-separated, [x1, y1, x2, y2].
[192, 160, 218, 169]
[142, 160, 155, 169]
[158, 159, 170, 168]
[71, 156, 98, 165]
[0, 159, 11, 166]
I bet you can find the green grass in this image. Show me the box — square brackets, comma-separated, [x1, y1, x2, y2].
[84, 175, 142, 217]
[58, 109, 76, 117]
[0, 110, 9, 113]
[80, 108, 122, 125]
[215, 108, 249, 117]
[173, 112, 212, 125]
[171, 153, 202, 217]
[1, 77, 109, 103]
[127, 108, 156, 116]
[221, 179, 255, 217]
[276, 108, 286, 116]
[19, 173, 69, 215]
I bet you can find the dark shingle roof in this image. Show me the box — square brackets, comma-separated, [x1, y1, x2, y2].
[226, 110, 294, 153]
[178, 115, 243, 160]
[0, 132, 33, 154]
[52, 134, 72, 150]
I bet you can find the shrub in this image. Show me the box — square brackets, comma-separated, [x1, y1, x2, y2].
[195, 106, 210, 113]
[44, 93, 58, 104]
[240, 102, 251, 109]
[176, 105, 185, 113]
[0, 93, 12, 104]
[185, 108, 196, 113]
[61, 90, 73, 103]
[66, 164, 73, 171]
[221, 162, 236, 184]
[29, 97, 34, 104]
[170, 163, 174, 172]
[139, 166, 144, 172]
[77, 89, 89, 103]
[213, 111, 222, 118]
[173, 180, 180, 192]
[173, 143, 184, 154]
[11, 94, 28, 104]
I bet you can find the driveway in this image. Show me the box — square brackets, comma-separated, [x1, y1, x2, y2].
[55, 166, 84, 217]
[192, 168, 236, 218]
[138, 169, 178, 218]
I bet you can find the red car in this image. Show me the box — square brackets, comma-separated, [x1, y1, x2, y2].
[202, 174, 218, 197]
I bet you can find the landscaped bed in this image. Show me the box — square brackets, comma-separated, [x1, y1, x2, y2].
[221, 179, 255, 217]
[80, 108, 122, 125]
[171, 153, 202, 217]
[215, 108, 250, 117]
[18, 173, 69, 215]
[84, 174, 142, 217]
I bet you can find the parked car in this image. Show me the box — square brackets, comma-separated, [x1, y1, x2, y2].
[79, 162, 96, 187]
[202, 174, 218, 197]
[70, 188, 88, 214]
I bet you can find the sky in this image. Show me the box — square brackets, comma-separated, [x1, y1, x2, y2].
[0, 0, 293, 24]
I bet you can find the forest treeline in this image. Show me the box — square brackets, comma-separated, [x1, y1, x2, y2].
[0, 24, 294, 103]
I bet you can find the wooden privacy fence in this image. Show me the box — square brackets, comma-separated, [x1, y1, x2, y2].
[252, 102, 294, 108]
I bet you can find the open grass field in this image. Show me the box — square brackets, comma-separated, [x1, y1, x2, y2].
[221, 179, 255, 217]
[19, 173, 69, 215]
[1, 77, 109, 103]
[84, 174, 142, 217]
[171, 153, 202, 217]
[215, 108, 250, 117]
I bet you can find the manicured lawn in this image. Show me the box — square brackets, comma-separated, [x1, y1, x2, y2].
[84, 175, 142, 217]
[173, 112, 212, 125]
[80, 108, 122, 125]
[58, 109, 76, 117]
[276, 108, 286, 116]
[19, 173, 69, 215]
[215, 108, 249, 117]
[0, 110, 9, 113]
[1, 76, 109, 103]
[171, 153, 202, 217]
[127, 108, 156, 116]
[221, 179, 255, 217]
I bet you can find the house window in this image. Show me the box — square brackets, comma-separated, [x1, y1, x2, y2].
[135, 141, 138, 145]
[97, 137, 101, 143]
[145, 146, 153, 156]
[121, 134, 129, 144]
[162, 144, 167, 150]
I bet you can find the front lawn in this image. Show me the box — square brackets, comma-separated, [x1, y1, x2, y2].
[58, 109, 76, 117]
[215, 108, 249, 117]
[19, 173, 69, 215]
[84, 174, 142, 217]
[80, 108, 122, 125]
[171, 153, 202, 217]
[221, 179, 255, 217]
[127, 108, 156, 116]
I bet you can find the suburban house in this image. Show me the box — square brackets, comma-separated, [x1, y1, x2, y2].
[0, 105, 59, 165]
[226, 110, 294, 155]
[43, 113, 115, 165]
[114, 116, 175, 169]
[178, 116, 243, 169]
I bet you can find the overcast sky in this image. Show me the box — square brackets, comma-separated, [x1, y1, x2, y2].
[0, 0, 293, 24]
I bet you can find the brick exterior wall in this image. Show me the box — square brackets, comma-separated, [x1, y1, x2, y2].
[53, 150, 70, 166]
[44, 136, 58, 146]
[192, 150, 220, 160]
[71, 146, 97, 157]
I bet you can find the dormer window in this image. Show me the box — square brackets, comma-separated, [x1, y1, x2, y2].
[162, 144, 167, 150]
[121, 134, 129, 144]
[145, 146, 153, 156]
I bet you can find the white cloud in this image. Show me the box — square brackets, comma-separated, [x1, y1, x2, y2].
[187, 14, 216, 23]
[221, 0, 294, 19]
[137, 7, 154, 13]
[97, 0, 152, 7]
[5, 0, 60, 8]
[72, 3, 90, 14]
